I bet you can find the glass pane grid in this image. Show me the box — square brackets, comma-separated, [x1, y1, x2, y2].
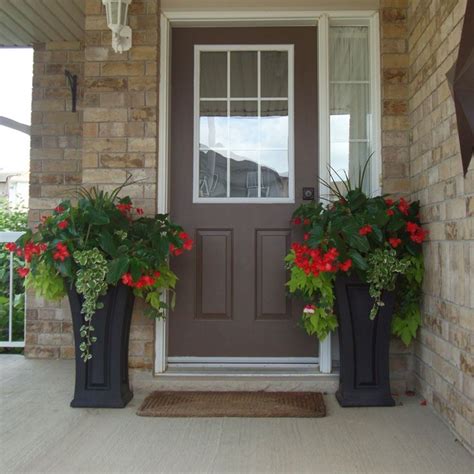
[198, 48, 290, 200]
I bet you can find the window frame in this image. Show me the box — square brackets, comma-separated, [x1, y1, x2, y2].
[193, 44, 295, 204]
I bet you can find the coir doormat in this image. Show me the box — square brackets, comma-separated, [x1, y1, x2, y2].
[136, 391, 326, 418]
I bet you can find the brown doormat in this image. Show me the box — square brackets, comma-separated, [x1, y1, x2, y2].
[136, 391, 326, 418]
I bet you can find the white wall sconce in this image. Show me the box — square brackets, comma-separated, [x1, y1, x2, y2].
[102, 0, 132, 53]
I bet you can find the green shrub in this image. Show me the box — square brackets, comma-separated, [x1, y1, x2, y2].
[0, 199, 28, 350]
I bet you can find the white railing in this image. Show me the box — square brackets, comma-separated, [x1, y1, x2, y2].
[0, 231, 25, 348]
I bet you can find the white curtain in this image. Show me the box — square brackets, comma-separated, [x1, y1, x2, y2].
[329, 26, 371, 193]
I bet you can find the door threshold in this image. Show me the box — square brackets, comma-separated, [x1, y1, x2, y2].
[152, 366, 339, 392]
[156, 364, 338, 378]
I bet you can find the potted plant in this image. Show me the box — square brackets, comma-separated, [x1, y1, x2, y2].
[6, 179, 193, 408]
[286, 170, 426, 407]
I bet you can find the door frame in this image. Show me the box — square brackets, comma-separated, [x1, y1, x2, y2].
[155, 8, 381, 375]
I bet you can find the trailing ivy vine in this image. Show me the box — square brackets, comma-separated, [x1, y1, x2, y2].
[366, 248, 410, 320]
[73, 249, 108, 362]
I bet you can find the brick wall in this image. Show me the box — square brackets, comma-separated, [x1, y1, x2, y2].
[408, 0, 473, 453]
[381, 0, 411, 196]
[81, 0, 159, 369]
[380, 0, 414, 394]
[25, 0, 159, 368]
[25, 41, 84, 359]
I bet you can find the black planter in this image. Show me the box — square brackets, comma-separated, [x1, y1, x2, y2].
[334, 275, 395, 407]
[68, 283, 135, 408]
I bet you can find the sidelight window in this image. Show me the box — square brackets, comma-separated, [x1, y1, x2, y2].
[194, 45, 294, 203]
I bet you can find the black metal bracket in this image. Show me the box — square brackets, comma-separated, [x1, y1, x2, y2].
[65, 69, 78, 113]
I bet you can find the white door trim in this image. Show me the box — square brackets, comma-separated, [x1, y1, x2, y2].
[155, 8, 379, 375]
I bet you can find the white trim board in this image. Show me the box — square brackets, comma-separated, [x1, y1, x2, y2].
[156, 9, 381, 376]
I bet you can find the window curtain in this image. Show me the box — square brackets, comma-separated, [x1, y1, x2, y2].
[329, 26, 371, 193]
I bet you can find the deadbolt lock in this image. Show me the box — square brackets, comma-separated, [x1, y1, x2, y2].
[302, 187, 315, 201]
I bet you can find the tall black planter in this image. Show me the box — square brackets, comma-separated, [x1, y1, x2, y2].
[68, 283, 135, 408]
[334, 275, 395, 407]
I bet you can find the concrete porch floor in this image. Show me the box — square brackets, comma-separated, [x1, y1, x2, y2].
[0, 355, 472, 473]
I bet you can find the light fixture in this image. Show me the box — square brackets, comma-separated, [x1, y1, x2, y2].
[102, 0, 132, 53]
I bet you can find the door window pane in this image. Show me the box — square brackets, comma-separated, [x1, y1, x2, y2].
[230, 101, 258, 149]
[260, 150, 289, 197]
[231, 51, 258, 98]
[200, 101, 228, 149]
[200, 52, 227, 98]
[196, 47, 293, 201]
[199, 149, 228, 198]
[229, 151, 259, 197]
[261, 100, 288, 149]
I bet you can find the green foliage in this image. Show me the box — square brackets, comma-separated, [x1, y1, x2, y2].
[74, 249, 108, 362]
[392, 255, 423, 345]
[14, 177, 192, 361]
[0, 200, 28, 347]
[0, 199, 28, 232]
[25, 262, 65, 300]
[366, 249, 410, 320]
[0, 293, 24, 343]
[287, 172, 425, 344]
[285, 252, 338, 341]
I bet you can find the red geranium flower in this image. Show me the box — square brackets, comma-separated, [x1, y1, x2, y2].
[303, 218, 311, 226]
[359, 225, 373, 236]
[23, 241, 43, 262]
[54, 205, 65, 213]
[116, 203, 132, 214]
[58, 220, 68, 230]
[385, 198, 394, 207]
[406, 221, 428, 244]
[303, 233, 310, 241]
[386, 209, 394, 216]
[4, 242, 16, 252]
[121, 273, 134, 286]
[398, 197, 410, 215]
[17, 267, 29, 278]
[183, 239, 193, 251]
[411, 229, 428, 244]
[339, 259, 352, 272]
[389, 237, 402, 248]
[293, 217, 302, 225]
[53, 242, 70, 261]
[169, 243, 183, 256]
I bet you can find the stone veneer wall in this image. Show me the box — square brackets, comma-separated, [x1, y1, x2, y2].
[80, 0, 160, 369]
[380, 0, 414, 393]
[25, 41, 84, 359]
[25, 0, 159, 368]
[408, 0, 473, 453]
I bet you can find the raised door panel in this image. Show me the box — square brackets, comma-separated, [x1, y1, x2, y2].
[196, 229, 233, 320]
[256, 229, 291, 320]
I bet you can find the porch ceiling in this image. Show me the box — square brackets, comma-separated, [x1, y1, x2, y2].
[0, 0, 84, 47]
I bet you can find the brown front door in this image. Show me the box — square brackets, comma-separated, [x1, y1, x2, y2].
[169, 27, 318, 357]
